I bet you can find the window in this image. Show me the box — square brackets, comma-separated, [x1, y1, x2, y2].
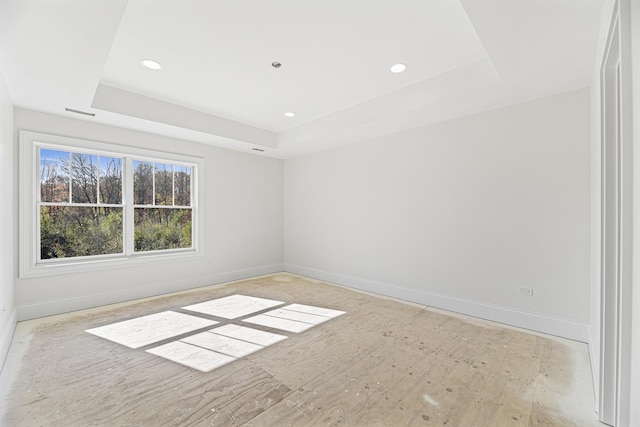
[40, 149, 124, 259]
[132, 160, 192, 252]
[20, 131, 204, 277]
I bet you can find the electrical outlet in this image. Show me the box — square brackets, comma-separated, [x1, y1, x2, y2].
[518, 287, 534, 296]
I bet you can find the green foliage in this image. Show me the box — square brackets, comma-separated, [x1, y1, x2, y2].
[40, 207, 123, 259]
[134, 209, 192, 252]
[40, 149, 193, 259]
[40, 206, 192, 258]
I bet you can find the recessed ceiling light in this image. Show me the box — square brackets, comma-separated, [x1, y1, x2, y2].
[390, 63, 407, 73]
[284, 112, 296, 117]
[141, 59, 163, 70]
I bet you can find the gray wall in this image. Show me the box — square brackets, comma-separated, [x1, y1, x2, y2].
[284, 88, 591, 340]
[0, 71, 15, 370]
[14, 109, 284, 319]
[7, 88, 592, 344]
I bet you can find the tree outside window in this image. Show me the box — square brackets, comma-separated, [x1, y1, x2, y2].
[39, 149, 123, 259]
[133, 160, 192, 252]
[38, 148, 194, 261]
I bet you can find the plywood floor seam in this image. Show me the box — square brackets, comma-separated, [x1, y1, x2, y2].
[0, 274, 602, 426]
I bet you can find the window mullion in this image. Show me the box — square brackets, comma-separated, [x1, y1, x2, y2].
[68, 152, 72, 203]
[96, 155, 101, 204]
[152, 163, 156, 206]
[124, 157, 135, 256]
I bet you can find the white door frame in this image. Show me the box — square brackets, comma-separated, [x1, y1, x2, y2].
[597, 0, 634, 425]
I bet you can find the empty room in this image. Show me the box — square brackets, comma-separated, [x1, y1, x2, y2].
[1, 0, 639, 426]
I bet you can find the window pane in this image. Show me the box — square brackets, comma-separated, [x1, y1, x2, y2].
[71, 153, 98, 203]
[133, 161, 154, 205]
[40, 149, 70, 203]
[174, 165, 191, 206]
[134, 208, 192, 252]
[99, 156, 122, 204]
[155, 163, 173, 206]
[40, 206, 123, 259]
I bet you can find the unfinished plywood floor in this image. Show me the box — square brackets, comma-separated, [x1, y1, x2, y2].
[0, 274, 601, 426]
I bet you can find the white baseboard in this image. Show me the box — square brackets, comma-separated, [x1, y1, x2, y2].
[0, 307, 17, 373]
[17, 263, 284, 321]
[16, 262, 591, 343]
[284, 263, 590, 342]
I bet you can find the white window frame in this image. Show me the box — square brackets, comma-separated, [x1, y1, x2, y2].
[19, 131, 205, 278]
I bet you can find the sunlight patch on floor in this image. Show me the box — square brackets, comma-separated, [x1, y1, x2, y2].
[210, 324, 287, 346]
[283, 303, 345, 318]
[146, 341, 235, 372]
[85, 295, 344, 372]
[182, 294, 284, 319]
[182, 331, 263, 358]
[243, 314, 315, 333]
[243, 304, 346, 333]
[85, 311, 218, 349]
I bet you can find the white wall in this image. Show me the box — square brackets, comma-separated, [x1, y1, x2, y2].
[589, 77, 602, 411]
[14, 109, 284, 320]
[284, 88, 591, 341]
[0, 71, 15, 369]
[628, 0, 640, 423]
